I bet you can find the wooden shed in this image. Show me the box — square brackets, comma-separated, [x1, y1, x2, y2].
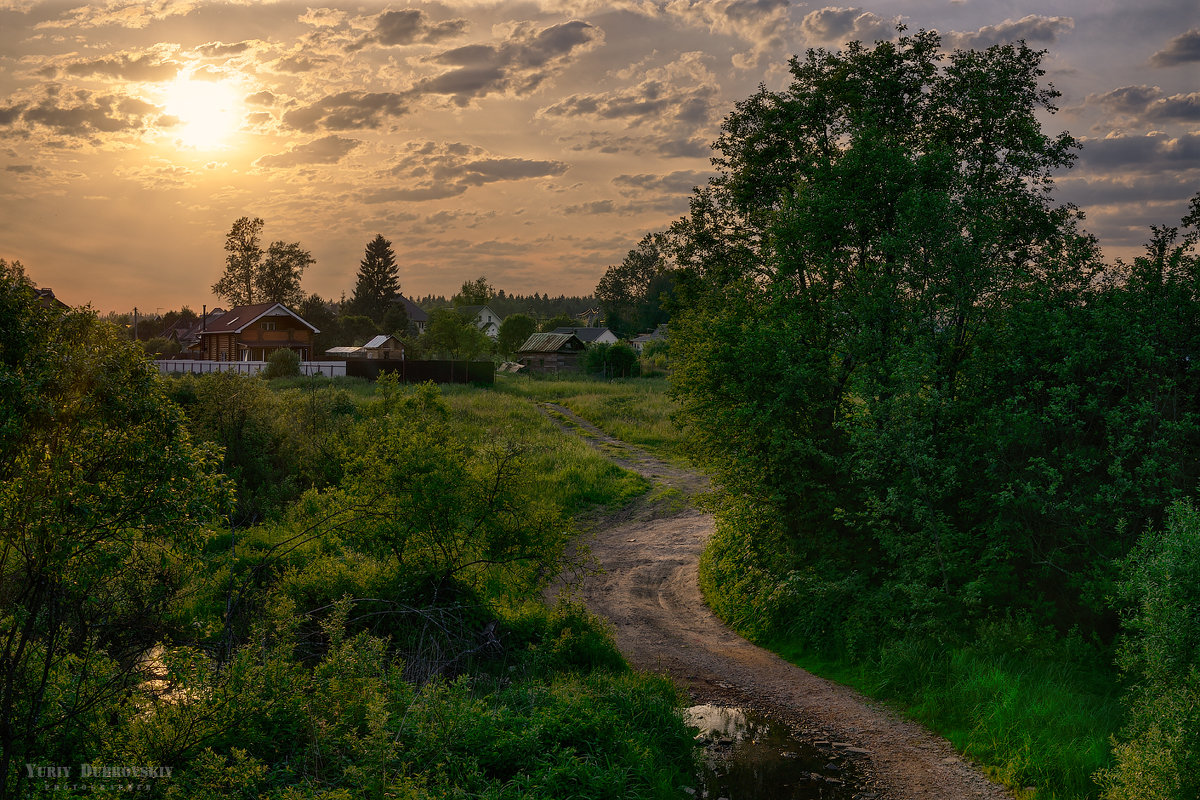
[515, 332, 586, 374]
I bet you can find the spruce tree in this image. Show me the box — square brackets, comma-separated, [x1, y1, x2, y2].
[350, 234, 401, 322]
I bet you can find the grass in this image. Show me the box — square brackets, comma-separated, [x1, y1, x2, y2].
[494, 374, 687, 461]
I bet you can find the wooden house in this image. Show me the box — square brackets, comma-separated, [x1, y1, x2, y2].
[515, 332, 586, 374]
[197, 303, 319, 361]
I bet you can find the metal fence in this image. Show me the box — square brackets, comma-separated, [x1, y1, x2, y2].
[154, 359, 347, 377]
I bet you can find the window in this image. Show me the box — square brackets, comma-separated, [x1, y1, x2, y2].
[261, 320, 277, 330]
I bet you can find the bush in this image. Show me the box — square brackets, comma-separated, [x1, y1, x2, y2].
[583, 342, 640, 378]
[262, 348, 301, 378]
[1098, 501, 1200, 800]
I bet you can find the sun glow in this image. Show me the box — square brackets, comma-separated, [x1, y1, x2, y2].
[162, 74, 242, 149]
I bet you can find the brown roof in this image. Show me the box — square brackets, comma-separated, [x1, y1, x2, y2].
[516, 332, 585, 353]
[201, 303, 319, 335]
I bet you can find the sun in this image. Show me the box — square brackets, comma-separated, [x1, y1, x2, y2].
[162, 74, 243, 149]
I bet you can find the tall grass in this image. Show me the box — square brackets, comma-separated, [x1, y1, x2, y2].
[764, 619, 1121, 799]
[494, 374, 686, 461]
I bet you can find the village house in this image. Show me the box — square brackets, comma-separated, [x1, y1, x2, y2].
[389, 295, 429, 335]
[325, 333, 405, 360]
[457, 304, 503, 338]
[514, 332, 586, 374]
[197, 303, 319, 361]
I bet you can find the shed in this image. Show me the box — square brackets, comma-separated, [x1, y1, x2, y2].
[515, 332, 586, 374]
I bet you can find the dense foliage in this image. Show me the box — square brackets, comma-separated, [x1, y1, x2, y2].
[665, 31, 1200, 797]
[2, 271, 693, 798]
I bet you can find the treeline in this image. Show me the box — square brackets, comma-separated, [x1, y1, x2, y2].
[0, 260, 692, 799]
[656, 31, 1200, 798]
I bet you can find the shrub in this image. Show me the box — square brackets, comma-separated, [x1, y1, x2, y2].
[1098, 501, 1200, 800]
[262, 347, 301, 378]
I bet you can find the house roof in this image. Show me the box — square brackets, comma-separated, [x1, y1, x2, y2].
[201, 303, 319, 335]
[363, 334, 401, 349]
[389, 295, 428, 323]
[517, 332, 585, 353]
[551, 326, 615, 343]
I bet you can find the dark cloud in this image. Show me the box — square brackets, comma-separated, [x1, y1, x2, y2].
[613, 170, 710, 195]
[564, 200, 618, 215]
[724, 0, 791, 22]
[1150, 93, 1200, 121]
[255, 135, 360, 168]
[6, 164, 35, 173]
[283, 92, 409, 132]
[0, 104, 26, 125]
[196, 40, 253, 56]
[1150, 29, 1200, 67]
[539, 64, 718, 130]
[1089, 85, 1162, 115]
[245, 90, 276, 106]
[274, 55, 324, 74]
[363, 9, 468, 48]
[417, 21, 602, 104]
[800, 7, 899, 43]
[364, 142, 568, 203]
[1075, 132, 1200, 172]
[950, 15, 1074, 49]
[5, 88, 157, 137]
[62, 53, 180, 81]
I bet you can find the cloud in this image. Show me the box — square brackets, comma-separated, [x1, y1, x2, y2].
[1074, 131, 1200, 173]
[1087, 86, 1200, 122]
[539, 52, 718, 133]
[32, 0, 199, 30]
[255, 135, 361, 168]
[283, 92, 410, 131]
[613, 170, 710, 195]
[60, 51, 181, 81]
[1088, 85, 1163, 115]
[299, 8, 346, 28]
[3, 87, 160, 137]
[1150, 29, 1200, 67]
[663, 0, 795, 67]
[356, 9, 469, 49]
[196, 41, 254, 57]
[416, 20, 603, 104]
[800, 7, 901, 43]
[1150, 93, 1200, 121]
[949, 15, 1074, 49]
[363, 141, 568, 203]
[245, 90, 276, 106]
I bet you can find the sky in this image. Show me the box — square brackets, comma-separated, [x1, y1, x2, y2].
[1, 0, 1197, 314]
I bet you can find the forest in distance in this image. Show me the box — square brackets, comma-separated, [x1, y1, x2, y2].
[4, 28, 1200, 800]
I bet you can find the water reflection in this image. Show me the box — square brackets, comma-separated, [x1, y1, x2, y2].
[685, 705, 868, 799]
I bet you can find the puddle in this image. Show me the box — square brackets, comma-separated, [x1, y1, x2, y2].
[685, 705, 871, 799]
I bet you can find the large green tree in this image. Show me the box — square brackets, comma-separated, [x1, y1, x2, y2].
[349, 234, 401, 321]
[670, 30, 1101, 643]
[497, 312, 537, 356]
[0, 260, 229, 799]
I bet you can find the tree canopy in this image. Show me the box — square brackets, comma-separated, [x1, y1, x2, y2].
[211, 217, 312, 307]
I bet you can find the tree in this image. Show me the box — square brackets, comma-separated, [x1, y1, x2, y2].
[350, 234, 401, 321]
[454, 276, 493, 307]
[596, 232, 677, 336]
[381, 301, 410, 337]
[539, 312, 577, 332]
[498, 313, 537, 356]
[212, 216, 265, 306]
[1, 260, 229, 799]
[258, 240, 314, 307]
[422, 307, 492, 360]
[668, 30, 1099, 646]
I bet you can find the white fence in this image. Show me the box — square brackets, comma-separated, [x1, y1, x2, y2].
[155, 359, 347, 377]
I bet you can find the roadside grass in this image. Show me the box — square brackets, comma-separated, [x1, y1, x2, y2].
[494, 374, 686, 461]
[439, 383, 651, 513]
[763, 625, 1120, 799]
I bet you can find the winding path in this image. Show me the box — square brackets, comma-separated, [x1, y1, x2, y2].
[543, 402, 1015, 800]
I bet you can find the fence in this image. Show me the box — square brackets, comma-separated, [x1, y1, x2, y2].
[155, 359, 347, 377]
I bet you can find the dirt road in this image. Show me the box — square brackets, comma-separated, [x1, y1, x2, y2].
[543, 403, 1015, 800]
